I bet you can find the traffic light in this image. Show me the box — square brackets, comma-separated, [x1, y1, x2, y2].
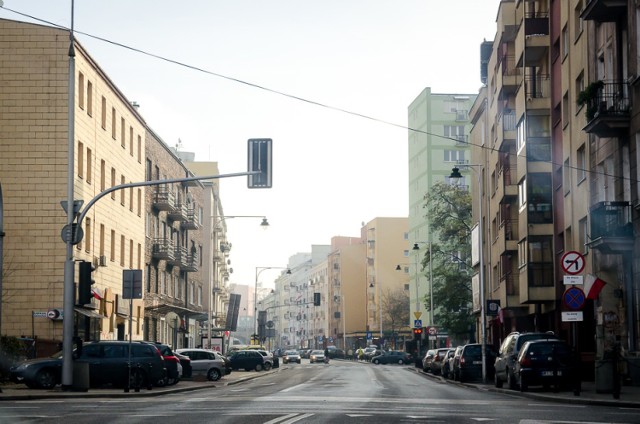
[413, 327, 423, 340]
[77, 260, 96, 305]
[313, 292, 321, 306]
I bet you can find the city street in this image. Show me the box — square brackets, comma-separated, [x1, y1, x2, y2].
[1, 360, 637, 423]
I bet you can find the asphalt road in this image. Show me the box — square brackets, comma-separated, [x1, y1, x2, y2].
[0, 360, 636, 423]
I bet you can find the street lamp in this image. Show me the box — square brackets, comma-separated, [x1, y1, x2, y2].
[208, 215, 269, 349]
[450, 164, 487, 383]
[254, 266, 291, 343]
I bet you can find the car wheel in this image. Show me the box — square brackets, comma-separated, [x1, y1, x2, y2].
[264, 362, 272, 371]
[244, 367, 252, 372]
[35, 369, 57, 389]
[494, 372, 503, 388]
[507, 369, 517, 390]
[373, 359, 379, 365]
[207, 368, 221, 382]
[255, 363, 263, 372]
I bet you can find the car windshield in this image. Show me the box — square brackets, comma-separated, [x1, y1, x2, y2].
[285, 351, 298, 355]
[311, 350, 324, 355]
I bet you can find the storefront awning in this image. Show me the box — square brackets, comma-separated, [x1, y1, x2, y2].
[74, 307, 104, 319]
[144, 303, 205, 319]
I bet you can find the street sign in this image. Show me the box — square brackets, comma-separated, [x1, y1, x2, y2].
[561, 251, 585, 275]
[414, 311, 422, 320]
[563, 275, 583, 285]
[122, 269, 143, 299]
[414, 319, 422, 328]
[562, 311, 584, 322]
[428, 326, 437, 336]
[563, 286, 586, 311]
[366, 332, 372, 340]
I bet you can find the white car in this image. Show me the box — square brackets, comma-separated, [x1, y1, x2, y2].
[309, 350, 326, 363]
[282, 350, 301, 364]
[175, 348, 226, 381]
[256, 350, 275, 370]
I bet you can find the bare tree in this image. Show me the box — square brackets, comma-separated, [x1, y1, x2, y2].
[381, 288, 410, 346]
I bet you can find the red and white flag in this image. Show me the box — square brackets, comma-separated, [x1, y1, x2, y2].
[584, 274, 606, 300]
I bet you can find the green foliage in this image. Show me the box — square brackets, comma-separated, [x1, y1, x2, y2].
[0, 335, 25, 380]
[577, 80, 604, 121]
[421, 182, 475, 344]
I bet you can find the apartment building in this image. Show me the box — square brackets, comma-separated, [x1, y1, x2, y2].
[471, 0, 640, 389]
[0, 19, 146, 341]
[408, 88, 476, 330]
[143, 132, 207, 349]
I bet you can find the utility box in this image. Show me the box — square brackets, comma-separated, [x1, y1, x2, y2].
[72, 361, 90, 392]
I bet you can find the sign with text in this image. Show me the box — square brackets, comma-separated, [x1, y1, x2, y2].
[563, 275, 583, 285]
[562, 311, 584, 322]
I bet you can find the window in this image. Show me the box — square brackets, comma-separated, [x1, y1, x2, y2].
[561, 25, 568, 60]
[137, 189, 142, 216]
[138, 243, 142, 269]
[137, 135, 142, 163]
[85, 218, 91, 253]
[563, 159, 571, 196]
[528, 236, 554, 287]
[578, 216, 588, 255]
[518, 177, 527, 211]
[78, 72, 85, 110]
[110, 168, 116, 199]
[575, 72, 585, 113]
[518, 240, 527, 267]
[444, 125, 466, 143]
[120, 235, 125, 266]
[516, 117, 526, 154]
[110, 230, 116, 262]
[77, 141, 84, 178]
[577, 144, 586, 183]
[146, 159, 153, 181]
[121, 118, 126, 148]
[120, 175, 125, 206]
[574, 1, 584, 40]
[87, 81, 93, 116]
[129, 239, 133, 268]
[111, 108, 116, 139]
[528, 173, 552, 223]
[129, 186, 134, 212]
[99, 224, 105, 257]
[86, 148, 92, 184]
[444, 150, 465, 162]
[562, 92, 569, 127]
[130, 131, 134, 156]
[100, 160, 106, 191]
[101, 96, 106, 129]
[129, 126, 134, 155]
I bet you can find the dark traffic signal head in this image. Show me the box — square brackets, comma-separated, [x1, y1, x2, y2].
[77, 260, 96, 305]
[412, 328, 423, 340]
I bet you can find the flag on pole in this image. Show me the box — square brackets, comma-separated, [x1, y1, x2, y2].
[584, 274, 606, 300]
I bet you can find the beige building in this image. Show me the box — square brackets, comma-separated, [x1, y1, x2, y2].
[0, 19, 145, 342]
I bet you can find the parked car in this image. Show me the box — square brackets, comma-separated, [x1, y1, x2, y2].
[256, 350, 275, 370]
[326, 347, 346, 359]
[282, 350, 301, 364]
[440, 348, 456, 378]
[9, 341, 166, 390]
[452, 343, 496, 382]
[371, 350, 412, 365]
[514, 339, 580, 392]
[227, 349, 265, 371]
[309, 350, 326, 363]
[428, 348, 451, 375]
[175, 351, 192, 378]
[148, 342, 181, 386]
[421, 349, 436, 372]
[364, 347, 382, 362]
[494, 331, 558, 389]
[175, 348, 226, 381]
[448, 346, 464, 379]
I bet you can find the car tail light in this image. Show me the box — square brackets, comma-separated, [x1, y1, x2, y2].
[460, 357, 466, 366]
[520, 356, 532, 367]
[164, 355, 179, 364]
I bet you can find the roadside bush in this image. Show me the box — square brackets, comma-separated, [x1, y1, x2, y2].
[0, 336, 25, 381]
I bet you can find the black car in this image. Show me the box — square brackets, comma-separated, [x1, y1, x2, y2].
[371, 350, 412, 365]
[326, 347, 346, 359]
[452, 343, 496, 382]
[148, 342, 181, 385]
[10, 341, 166, 390]
[514, 339, 580, 392]
[227, 350, 265, 371]
[494, 331, 558, 389]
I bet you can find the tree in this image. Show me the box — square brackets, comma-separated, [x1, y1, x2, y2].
[421, 181, 475, 344]
[381, 288, 410, 338]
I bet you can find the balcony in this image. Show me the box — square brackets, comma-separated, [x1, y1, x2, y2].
[167, 202, 188, 222]
[152, 238, 175, 261]
[181, 205, 200, 230]
[515, 12, 549, 67]
[581, 81, 630, 138]
[153, 188, 177, 212]
[497, 55, 520, 95]
[182, 251, 199, 272]
[587, 201, 634, 253]
[580, 0, 627, 23]
[172, 246, 187, 267]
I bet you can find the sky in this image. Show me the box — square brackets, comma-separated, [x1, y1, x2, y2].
[0, 0, 500, 289]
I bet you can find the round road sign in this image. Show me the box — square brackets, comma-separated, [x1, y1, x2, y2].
[561, 251, 585, 275]
[563, 286, 586, 311]
[428, 327, 437, 335]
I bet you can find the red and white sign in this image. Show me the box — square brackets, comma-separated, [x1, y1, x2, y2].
[561, 251, 585, 275]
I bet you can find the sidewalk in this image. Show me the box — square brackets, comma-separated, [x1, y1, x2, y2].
[0, 367, 272, 401]
[410, 365, 640, 408]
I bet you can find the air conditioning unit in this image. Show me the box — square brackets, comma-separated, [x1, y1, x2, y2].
[99, 255, 107, 267]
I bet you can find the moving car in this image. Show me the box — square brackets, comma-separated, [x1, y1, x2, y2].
[175, 348, 226, 381]
[514, 339, 580, 392]
[326, 346, 346, 359]
[10, 341, 166, 390]
[282, 350, 301, 364]
[371, 350, 412, 365]
[494, 331, 558, 389]
[227, 349, 265, 371]
[309, 350, 326, 364]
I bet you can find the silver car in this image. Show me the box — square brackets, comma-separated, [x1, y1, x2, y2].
[309, 350, 326, 363]
[175, 348, 226, 381]
[282, 350, 301, 364]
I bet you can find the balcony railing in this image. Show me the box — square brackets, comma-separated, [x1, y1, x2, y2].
[182, 205, 200, 230]
[588, 201, 633, 253]
[182, 251, 199, 272]
[167, 203, 188, 222]
[582, 80, 630, 137]
[153, 188, 177, 212]
[152, 238, 176, 261]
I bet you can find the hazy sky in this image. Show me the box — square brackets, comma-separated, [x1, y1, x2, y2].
[1, 1, 500, 288]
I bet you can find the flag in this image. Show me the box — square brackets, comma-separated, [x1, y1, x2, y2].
[584, 274, 606, 300]
[92, 287, 103, 300]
